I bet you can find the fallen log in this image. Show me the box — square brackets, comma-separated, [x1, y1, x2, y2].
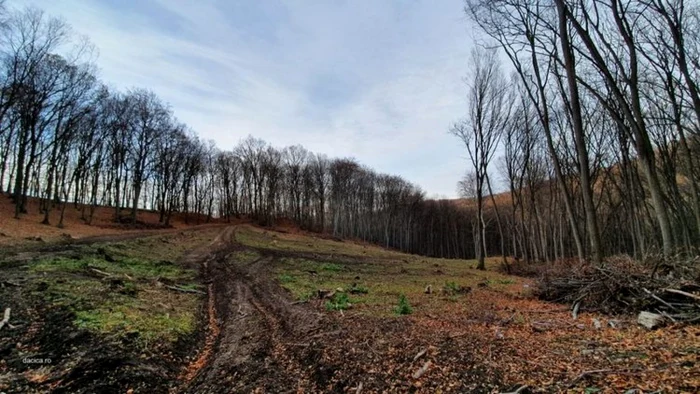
[500, 385, 529, 394]
[0, 308, 10, 330]
[412, 361, 432, 379]
[663, 288, 700, 302]
[642, 288, 678, 311]
[166, 285, 206, 295]
[413, 348, 427, 362]
[89, 267, 113, 277]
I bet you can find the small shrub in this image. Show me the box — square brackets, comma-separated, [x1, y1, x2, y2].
[444, 281, 460, 294]
[325, 292, 351, 311]
[394, 294, 412, 315]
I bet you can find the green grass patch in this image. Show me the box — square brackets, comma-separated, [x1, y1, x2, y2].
[23, 232, 217, 348]
[325, 292, 351, 311]
[30, 253, 194, 282]
[262, 227, 527, 317]
[74, 302, 195, 344]
[278, 273, 295, 284]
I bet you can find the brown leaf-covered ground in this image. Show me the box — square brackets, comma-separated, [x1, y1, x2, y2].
[0, 195, 223, 246]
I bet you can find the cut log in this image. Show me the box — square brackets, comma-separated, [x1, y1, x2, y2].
[637, 311, 665, 330]
[0, 308, 10, 330]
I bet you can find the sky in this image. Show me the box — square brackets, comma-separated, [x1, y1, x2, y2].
[14, 0, 479, 198]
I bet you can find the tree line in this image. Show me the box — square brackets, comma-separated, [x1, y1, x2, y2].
[0, 4, 484, 259]
[457, 0, 700, 268]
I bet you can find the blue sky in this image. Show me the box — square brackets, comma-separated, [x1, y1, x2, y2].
[14, 0, 479, 198]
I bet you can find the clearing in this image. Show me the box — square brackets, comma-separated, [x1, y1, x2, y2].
[0, 224, 698, 393]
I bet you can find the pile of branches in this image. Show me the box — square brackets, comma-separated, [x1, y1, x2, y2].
[535, 255, 700, 322]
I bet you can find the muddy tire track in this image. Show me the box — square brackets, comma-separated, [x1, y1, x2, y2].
[178, 226, 330, 393]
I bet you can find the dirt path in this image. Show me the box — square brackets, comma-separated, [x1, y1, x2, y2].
[177, 226, 330, 393]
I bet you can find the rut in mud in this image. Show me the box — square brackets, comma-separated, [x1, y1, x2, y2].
[179, 226, 335, 393]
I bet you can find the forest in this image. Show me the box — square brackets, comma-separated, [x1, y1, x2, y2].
[1, 0, 699, 267]
[1, 1, 699, 392]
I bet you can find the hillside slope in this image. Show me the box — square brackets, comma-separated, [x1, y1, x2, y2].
[0, 195, 223, 246]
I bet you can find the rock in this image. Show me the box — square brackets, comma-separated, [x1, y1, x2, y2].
[424, 284, 432, 294]
[637, 311, 665, 330]
[592, 318, 602, 330]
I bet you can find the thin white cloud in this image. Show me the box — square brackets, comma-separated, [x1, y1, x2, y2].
[12, 0, 477, 197]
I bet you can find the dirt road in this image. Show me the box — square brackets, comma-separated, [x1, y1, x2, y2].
[177, 226, 333, 393]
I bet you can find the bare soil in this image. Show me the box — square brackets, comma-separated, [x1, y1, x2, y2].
[178, 226, 503, 393]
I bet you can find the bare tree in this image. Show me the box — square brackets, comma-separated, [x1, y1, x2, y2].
[451, 47, 512, 269]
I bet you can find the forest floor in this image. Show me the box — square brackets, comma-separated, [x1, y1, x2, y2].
[0, 222, 698, 393]
[0, 194, 221, 246]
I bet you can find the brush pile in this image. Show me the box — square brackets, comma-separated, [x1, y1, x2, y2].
[535, 255, 700, 324]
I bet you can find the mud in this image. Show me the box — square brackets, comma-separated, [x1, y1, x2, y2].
[179, 226, 334, 393]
